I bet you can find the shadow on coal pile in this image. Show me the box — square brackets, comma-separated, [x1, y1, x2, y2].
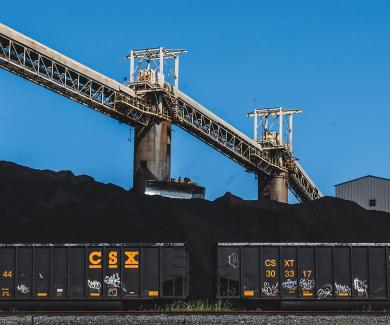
[0, 160, 389, 298]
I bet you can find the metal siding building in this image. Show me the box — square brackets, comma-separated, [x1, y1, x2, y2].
[335, 176, 390, 213]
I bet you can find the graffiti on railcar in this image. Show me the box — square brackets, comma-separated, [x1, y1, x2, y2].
[87, 279, 101, 290]
[104, 273, 120, 288]
[282, 279, 297, 290]
[317, 284, 332, 298]
[353, 278, 368, 297]
[17, 284, 29, 294]
[262, 281, 279, 296]
[299, 278, 315, 291]
[227, 252, 239, 269]
[334, 282, 351, 296]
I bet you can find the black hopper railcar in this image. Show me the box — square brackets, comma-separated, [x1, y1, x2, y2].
[0, 243, 188, 309]
[217, 243, 390, 308]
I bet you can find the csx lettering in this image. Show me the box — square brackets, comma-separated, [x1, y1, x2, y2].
[89, 251, 102, 268]
[125, 251, 139, 268]
[108, 251, 118, 268]
[265, 259, 276, 267]
[284, 259, 295, 267]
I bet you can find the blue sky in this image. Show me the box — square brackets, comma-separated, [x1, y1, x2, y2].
[1, 0, 389, 201]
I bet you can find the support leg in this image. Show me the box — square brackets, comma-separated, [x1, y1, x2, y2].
[133, 121, 171, 193]
[258, 171, 288, 203]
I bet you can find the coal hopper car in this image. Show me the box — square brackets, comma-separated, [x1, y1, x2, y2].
[0, 243, 188, 307]
[218, 243, 390, 304]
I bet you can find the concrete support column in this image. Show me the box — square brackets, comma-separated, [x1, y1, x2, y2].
[258, 171, 288, 203]
[133, 121, 171, 193]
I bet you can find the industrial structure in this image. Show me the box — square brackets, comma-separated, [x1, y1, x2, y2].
[145, 178, 205, 200]
[247, 107, 302, 202]
[335, 176, 390, 213]
[0, 23, 323, 203]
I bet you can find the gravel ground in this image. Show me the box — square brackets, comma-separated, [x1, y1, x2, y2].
[1, 314, 390, 325]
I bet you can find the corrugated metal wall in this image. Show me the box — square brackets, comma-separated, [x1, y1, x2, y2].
[335, 177, 390, 213]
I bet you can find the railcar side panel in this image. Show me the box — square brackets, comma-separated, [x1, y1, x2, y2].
[280, 246, 297, 299]
[33, 247, 50, 298]
[86, 247, 103, 298]
[141, 247, 159, 298]
[351, 247, 368, 298]
[333, 247, 351, 298]
[0, 244, 187, 301]
[51, 247, 67, 298]
[16, 248, 32, 298]
[261, 247, 279, 299]
[217, 243, 390, 301]
[161, 246, 186, 298]
[68, 247, 85, 298]
[316, 247, 333, 299]
[369, 247, 387, 298]
[298, 247, 315, 298]
[241, 247, 259, 299]
[121, 247, 139, 298]
[0, 248, 15, 297]
[217, 246, 240, 298]
[103, 247, 120, 299]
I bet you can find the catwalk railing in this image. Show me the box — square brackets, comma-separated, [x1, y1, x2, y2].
[0, 23, 322, 201]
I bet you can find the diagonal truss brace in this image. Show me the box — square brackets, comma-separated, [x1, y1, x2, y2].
[0, 24, 322, 202]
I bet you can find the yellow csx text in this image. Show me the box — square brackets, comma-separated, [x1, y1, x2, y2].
[265, 259, 276, 267]
[108, 251, 118, 269]
[89, 250, 139, 269]
[125, 251, 139, 268]
[284, 259, 295, 267]
[89, 251, 102, 269]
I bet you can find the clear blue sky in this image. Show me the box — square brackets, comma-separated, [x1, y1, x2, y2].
[1, 0, 389, 202]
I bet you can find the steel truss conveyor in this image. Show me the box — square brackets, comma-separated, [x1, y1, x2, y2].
[0, 23, 322, 201]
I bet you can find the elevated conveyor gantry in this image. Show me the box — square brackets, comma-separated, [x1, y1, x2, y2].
[0, 23, 322, 202]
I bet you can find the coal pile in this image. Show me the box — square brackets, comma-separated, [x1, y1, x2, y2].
[0, 161, 389, 298]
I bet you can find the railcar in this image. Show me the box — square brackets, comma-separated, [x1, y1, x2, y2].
[0, 243, 188, 307]
[217, 243, 390, 303]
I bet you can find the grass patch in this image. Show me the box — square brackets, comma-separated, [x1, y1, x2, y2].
[160, 300, 233, 312]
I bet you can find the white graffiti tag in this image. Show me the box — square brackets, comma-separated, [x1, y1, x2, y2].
[281, 279, 297, 290]
[17, 284, 29, 294]
[227, 253, 239, 269]
[334, 282, 351, 296]
[353, 278, 368, 296]
[104, 273, 120, 288]
[88, 280, 101, 290]
[299, 278, 315, 290]
[262, 282, 279, 296]
[317, 284, 332, 298]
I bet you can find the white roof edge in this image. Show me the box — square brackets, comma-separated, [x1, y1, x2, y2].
[335, 175, 390, 187]
[0, 23, 136, 98]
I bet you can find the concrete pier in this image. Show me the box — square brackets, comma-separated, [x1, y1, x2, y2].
[258, 171, 288, 203]
[133, 121, 171, 194]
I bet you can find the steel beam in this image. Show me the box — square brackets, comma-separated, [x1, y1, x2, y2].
[0, 23, 322, 202]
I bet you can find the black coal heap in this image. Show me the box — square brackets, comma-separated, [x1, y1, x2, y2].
[0, 160, 389, 298]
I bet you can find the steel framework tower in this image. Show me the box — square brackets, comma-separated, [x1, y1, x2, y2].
[0, 23, 323, 202]
[248, 107, 302, 202]
[126, 48, 186, 193]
